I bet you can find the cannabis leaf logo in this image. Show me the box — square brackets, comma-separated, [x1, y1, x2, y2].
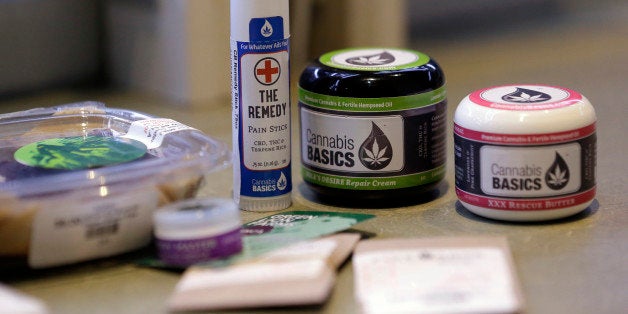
[346, 51, 396, 66]
[358, 122, 393, 170]
[262, 26, 272, 36]
[504, 92, 548, 102]
[350, 56, 390, 65]
[545, 152, 570, 190]
[547, 165, 567, 186]
[362, 139, 390, 166]
[261, 19, 273, 37]
[502, 87, 551, 103]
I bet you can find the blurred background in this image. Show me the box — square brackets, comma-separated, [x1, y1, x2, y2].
[2, 3, 626, 313]
[0, 0, 626, 107]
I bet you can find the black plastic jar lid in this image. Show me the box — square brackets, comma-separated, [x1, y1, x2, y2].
[299, 48, 445, 98]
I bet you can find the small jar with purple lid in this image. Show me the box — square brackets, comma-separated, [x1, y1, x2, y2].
[153, 198, 243, 267]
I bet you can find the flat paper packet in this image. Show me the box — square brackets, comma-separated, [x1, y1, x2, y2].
[168, 233, 360, 311]
[353, 237, 524, 314]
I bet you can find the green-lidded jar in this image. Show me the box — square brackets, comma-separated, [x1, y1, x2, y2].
[298, 47, 447, 207]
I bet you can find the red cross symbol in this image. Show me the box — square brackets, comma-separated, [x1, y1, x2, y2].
[254, 57, 280, 85]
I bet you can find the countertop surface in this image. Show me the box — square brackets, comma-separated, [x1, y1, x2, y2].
[2, 5, 627, 314]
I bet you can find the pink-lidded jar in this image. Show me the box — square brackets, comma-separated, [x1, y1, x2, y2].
[454, 84, 596, 221]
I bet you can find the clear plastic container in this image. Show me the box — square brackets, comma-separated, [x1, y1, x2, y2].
[0, 101, 230, 268]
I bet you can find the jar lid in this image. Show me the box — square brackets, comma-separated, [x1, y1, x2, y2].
[455, 84, 596, 134]
[153, 198, 240, 239]
[230, 0, 290, 41]
[299, 47, 445, 98]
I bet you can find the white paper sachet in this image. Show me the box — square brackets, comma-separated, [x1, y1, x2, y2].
[0, 284, 49, 314]
[168, 233, 360, 311]
[353, 237, 524, 314]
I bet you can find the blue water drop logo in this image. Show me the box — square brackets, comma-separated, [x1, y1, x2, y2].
[277, 171, 287, 191]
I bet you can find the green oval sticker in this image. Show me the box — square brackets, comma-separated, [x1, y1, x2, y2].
[319, 48, 430, 71]
[14, 136, 147, 170]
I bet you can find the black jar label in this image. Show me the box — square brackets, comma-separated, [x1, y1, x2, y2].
[299, 87, 447, 190]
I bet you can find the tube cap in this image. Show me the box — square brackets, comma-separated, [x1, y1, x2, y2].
[230, 0, 290, 41]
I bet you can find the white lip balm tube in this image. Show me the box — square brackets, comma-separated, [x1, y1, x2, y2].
[230, 0, 292, 211]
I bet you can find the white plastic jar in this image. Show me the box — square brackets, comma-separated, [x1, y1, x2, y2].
[454, 84, 596, 221]
[153, 198, 242, 266]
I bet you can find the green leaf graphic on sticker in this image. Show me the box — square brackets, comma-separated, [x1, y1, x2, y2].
[14, 136, 147, 170]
